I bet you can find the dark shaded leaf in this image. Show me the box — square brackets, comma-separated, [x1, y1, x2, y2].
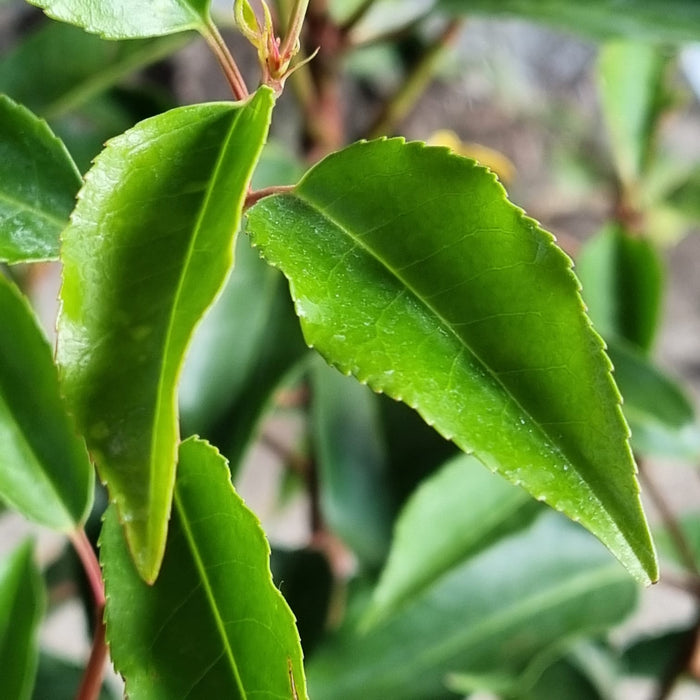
[0, 95, 80, 263]
[0, 274, 93, 529]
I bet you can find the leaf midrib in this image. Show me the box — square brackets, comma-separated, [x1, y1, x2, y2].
[174, 488, 247, 697]
[147, 105, 249, 545]
[291, 189, 612, 519]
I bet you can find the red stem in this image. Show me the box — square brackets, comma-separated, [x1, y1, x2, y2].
[71, 529, 108, 700]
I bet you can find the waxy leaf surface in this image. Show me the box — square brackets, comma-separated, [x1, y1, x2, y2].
[366, 453, 538, 626]
[307, 513, 638, 699]
[0, 275, 93, 529]
[58, 88, 274, 582]
[27, 0, 210, 39]
[102, 438, 307, 700]
[246, 138, 657, 584]
[438, 0, 700, 43]
[0, 541, 45, 700]
[0, 96, 81, 264]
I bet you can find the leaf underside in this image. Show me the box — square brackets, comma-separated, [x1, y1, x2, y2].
[27, 0, 210, 39]
[246, 138, 657, 584]
[102, 437, 307, 700]
[58, 88, 275, 582]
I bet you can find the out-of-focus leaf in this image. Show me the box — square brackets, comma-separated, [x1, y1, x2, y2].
[50, 86, 177, 173]
[622, 628, 694, 679]
[32, 653, 116, 700]
[667, 167, 700, 222]
[0, 21, 188, 120]
[0, 274, 93, 529]
[654, 514, 700, 566]
[606, 338, 699, 457]
[577, 224, 664, 353]
[57, 88, 274, 582]
[438, 0, 700, 44]
[270, 547, 334, 657]
[598, 41, 668, 187]
[447, 640, 619, 699]
[246, 138, 657, 585]
[28, 0, 211, 39]
[0, 541, 45, 700]
[306, 513, 638, 699]
[380, 393, 459, 505]
[101, 437, 308, 699]
[311, 358, 393, 570]
[365, 453, 539, 626]
[0, 95, 81, 264]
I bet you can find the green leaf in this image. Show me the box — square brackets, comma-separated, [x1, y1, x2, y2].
[598, 41, 668, 188]
[101, 437, 308, 699]
[0, 274, 93, 529]
[306, 513, 638, 699]
[576, 224, 664, 353]
[0, 21, 189, 120]
[666, 166, 700, 222]
[366, 453, 539, 627]
[0, 541, 45, 700]
[180, 141, 306, 464]
[33, 652, 117, 700]
[27, 0, 211, 39]
[0, 95, 81, 264]
[606, 338, 698, 457]
[57, 87, 274, 582]
[246, 138, 657, 585]
[311, 357, 393, 570]
[270, 548, 334, 656]
[437, 0, 700, 43]
[181, 239, 309, 474]
[622, 628, 694, 679]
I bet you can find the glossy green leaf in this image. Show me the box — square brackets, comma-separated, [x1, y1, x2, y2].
[306, 513, 638, 699]
[57, 87, 274, 582]
[246, 138, 657, 585]
[576, 224, 664, 353]
[311, 357, 393, 570]
[366, 453, 539, 627]
[437, 0, 700, 43]
[0, 274, 93, 529]
[27, 0, 211, 39]
[598, 41, 668, 188]
[0, 541, 45, 700]
[0, 95, 81, 264]
[0, 21, 189, 120]
[101, 437, 308, 699]
[180, 142, 305, 437]
[181, 240, 309, 474]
